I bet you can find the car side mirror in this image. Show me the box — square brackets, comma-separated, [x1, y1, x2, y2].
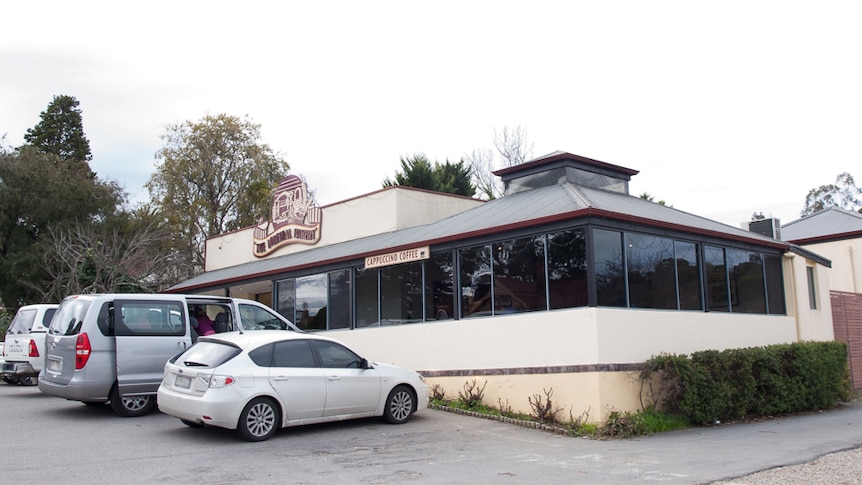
[360, 358, 371, 369]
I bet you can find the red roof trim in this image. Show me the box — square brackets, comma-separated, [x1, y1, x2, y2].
[169, 208, 788, 293]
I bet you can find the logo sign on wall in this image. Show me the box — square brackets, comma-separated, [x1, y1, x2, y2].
[253, 175, 322, 257]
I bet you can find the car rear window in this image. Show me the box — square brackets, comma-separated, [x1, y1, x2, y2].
[175, 341, 241, 368]
[6, 308, 37, 335]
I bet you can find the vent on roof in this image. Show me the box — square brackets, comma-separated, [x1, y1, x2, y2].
[493, 151, 639, 197]
[747, 218, 781, 239]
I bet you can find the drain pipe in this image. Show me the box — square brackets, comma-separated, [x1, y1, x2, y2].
[849, 246, 857, 293]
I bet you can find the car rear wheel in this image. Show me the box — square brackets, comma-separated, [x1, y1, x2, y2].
[237, 397, 279, 442]
[383, 385, 415, 424]
[109, 386, 156, 417]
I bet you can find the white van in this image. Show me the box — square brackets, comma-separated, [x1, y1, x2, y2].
[38, 294, 299, 417]
[2, 304, 58, 385]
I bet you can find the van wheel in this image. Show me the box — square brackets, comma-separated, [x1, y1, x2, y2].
[109, 386, 156, 417]
[237, 397, 279, 441]
[382, 385, 415, 424]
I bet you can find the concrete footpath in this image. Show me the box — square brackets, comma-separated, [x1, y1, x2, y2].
[418, 398, 862, 484]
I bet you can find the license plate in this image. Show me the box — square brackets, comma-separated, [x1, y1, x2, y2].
[175, 375, 192, 389]
[47, 359, 61, 372]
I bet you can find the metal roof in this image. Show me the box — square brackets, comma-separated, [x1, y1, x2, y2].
[781, 207, 862, 243]
[168, 181, 789, 293]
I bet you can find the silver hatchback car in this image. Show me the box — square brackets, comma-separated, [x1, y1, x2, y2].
[39, 294, 299, 417]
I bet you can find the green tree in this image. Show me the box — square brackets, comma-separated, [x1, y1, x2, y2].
[383, 154, 476, 197]
[802, 172, 862, 216]
[639, 192, 669, 206]
[0, 145, 121, 308]
[147, 114, 289, 278]
[24, 95, 93, 166]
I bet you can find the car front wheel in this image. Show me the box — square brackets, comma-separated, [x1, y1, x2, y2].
[109, 386, 156, 417]
[237, 397, 279, 442]
[383, 385, 415, 424]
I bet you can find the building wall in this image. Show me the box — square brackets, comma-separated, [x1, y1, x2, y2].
[205, 188, 484, 271]
[783, 252, 836, 342]
[796, 239, 862, 294]
[329, 306, 810, 422]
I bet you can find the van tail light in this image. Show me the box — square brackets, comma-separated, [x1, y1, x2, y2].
[75, 333, 92, 370]
[28, 339, 39, 358]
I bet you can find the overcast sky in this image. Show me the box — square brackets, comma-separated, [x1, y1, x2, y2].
[3, 1, 860, 228]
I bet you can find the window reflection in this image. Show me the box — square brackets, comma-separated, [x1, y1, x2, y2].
[705, 246, 729, 312]
[296, 274, 327, 330]
[548, 229, 588, 309]
[460, 245, 492, 318]
[595, 229, 625, 307]
[626, 233, 676, 309]
[727, 249, 766, 314]
[493, 236, 546, 313]
[425, 252, 454, 320]
[354, 267, 378, 327]
[381, 261, 423, 324]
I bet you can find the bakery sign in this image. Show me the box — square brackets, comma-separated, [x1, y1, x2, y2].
[365, 246, 430, 269]
[253, 175, 322, 257]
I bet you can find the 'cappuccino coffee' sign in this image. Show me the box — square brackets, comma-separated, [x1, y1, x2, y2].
[365, 246, 430, 269]
[253, 175, 322, 257]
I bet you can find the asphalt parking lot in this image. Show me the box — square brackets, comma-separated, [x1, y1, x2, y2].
[2, 383, 861, 484]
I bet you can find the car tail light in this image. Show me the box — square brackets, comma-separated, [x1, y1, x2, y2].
[28, 339, 39, 358]
[201, 374, 235, 388]
[75, 333, 92, 369]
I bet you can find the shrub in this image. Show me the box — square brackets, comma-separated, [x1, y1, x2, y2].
[641, 341, 851, 425]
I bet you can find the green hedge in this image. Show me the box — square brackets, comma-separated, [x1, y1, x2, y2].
[641, 341, 852, 425]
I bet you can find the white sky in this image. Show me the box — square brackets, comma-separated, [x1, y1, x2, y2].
[2, 1, 860, 228]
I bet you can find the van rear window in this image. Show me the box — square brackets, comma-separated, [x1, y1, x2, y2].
[50, 300, 92, 336]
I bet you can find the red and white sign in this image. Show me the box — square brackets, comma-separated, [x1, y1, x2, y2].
[253, 175, 322, 257]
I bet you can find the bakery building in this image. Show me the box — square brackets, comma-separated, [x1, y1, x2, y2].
[168, 151, 835, 421]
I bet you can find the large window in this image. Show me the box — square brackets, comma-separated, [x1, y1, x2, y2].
[328, 270, 351, 329]
[727, 249, 766, 314]
[704, 245, 729, 312]
[460, 245, 492, 318]
[626, 233, 676, 309]
[426, 251, 455, 320]
[675, 241, 702, 310]
[764, 254, 786, 314]
[381, 261, 423, 324]
[547, 229, 588, 309]
[493, 236, 547, 313]
[296, 274, 327, 330]
[354, 267, 378, 327]
[594, 229, 625, 307]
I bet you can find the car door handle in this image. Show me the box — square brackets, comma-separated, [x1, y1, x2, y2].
[327, 376, 341, 381]
[272, 376, 289, 381]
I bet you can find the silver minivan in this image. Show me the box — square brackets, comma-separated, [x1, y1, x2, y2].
[38, 294, 299, 417]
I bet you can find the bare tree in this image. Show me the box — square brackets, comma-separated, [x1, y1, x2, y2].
[493, 125, 533, 167]
[465, 125, 534, 200]
[32, 220, 174, 301]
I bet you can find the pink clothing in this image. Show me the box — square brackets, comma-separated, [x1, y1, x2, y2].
[196, 314, 216, 336]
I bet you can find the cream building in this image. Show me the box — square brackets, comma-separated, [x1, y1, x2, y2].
[170, 152, 836, 422]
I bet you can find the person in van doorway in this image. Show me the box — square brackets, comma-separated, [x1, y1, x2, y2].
[193, 307, 216, 336]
